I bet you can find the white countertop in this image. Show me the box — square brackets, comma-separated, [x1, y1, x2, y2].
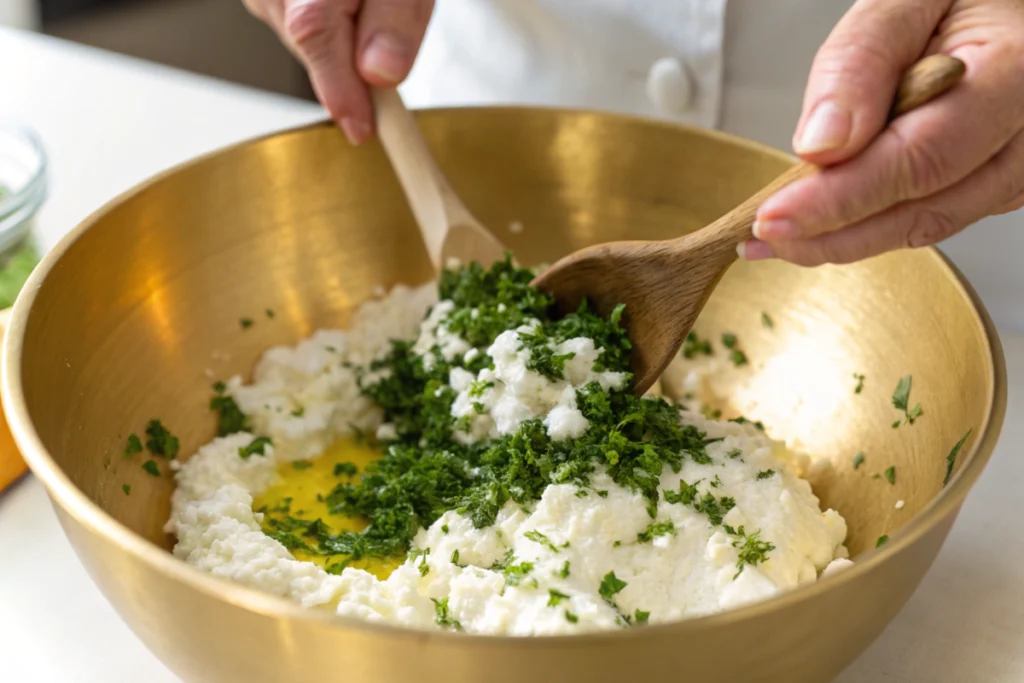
[0, 27, 1022, 683]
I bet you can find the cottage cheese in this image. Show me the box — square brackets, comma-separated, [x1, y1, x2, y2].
[166, 282, 850, 635]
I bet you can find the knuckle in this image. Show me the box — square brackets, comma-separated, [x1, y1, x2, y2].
[283, 0, 333, 51]
[890, 127, 950, 199]
[812, 39, 893, 92]
[906, 208, 959, 249]
[778, 243, 827, 268]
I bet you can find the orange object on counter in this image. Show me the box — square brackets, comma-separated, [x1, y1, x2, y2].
[0, 309, 26, 493]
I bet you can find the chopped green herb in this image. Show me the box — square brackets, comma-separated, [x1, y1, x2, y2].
[144, 420, 179, 459]
[891, 375, 922, 426]
[944, 428, 973, 485]
[853, 373, 865, 394]
[596, 490, 609, 498]
[728, 416, 765, 431]
[441, 524, 450, 534]
[240, 318, 254, 329]
[291, 407, 305, 417]
[721, 332, 738, 349]
[876, 535, 889, 548]
[599, 571, 628, 602]
[892, 420, 901, 429]
[853, 452, 865, 470]
[547, 588, 571, 607]
[431, 597, 462, 631]
[565, 610, 579, 624]
[333, 462, 358, 477]
[451, 549, 460, 565]
[122, 484, 131, 495]
[710, 474, 723, 488]
[761, 312, 773, 329]
[637, 520, 676, 543]
[238, 436, 272, 459]
[210, 383, 251, 436]
[559, 560, 570, 579]
[728, 449, 743, 460]
[730, 349, 748, 367]
[682, 331, 713, 359]
[124, 434, 142, 458]
[756, 469, 775, 480]
[731, 527, 775, 579]
[291, 460, 312, 470]
[634, 609, 650, 624]
[872, 473, 881, 480]
[524, 529, 569, 553]
[142, 460, 160, 476]
[265, 309, 275, 319]
[884, 466, 896, 485]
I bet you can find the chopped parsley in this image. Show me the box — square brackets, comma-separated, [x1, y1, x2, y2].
[682, 331, 713, 358]
[598, 571, 627, 602]
[722, 332, 738, 349]
[142, 460, 161, 476]
[884, 466, 896, 485]
[291, 407, 305, 417]
[876, 535, 889, 548]
[122, 484, 131, 495]
[124, 434, 142, 458]
[547, 588, 571, 607]
[291, 460, 312, 470]
[333, 462, 358, 477]
[731, 526, 775, 579]
[144, 420, 179, 459]
[431, 596, 462, 631]
[710, 474, 723, 488]
[254, 259, 716, 565]
[637, 520, 676, 543]
[265, 309, 275, 319]
[634, 609, 650, 624]
[450, 549, 460, 565]
[853, 452, 865, 470]
[524, 529, 569, 553]
[892, 375, 922, 426]
[728, 449, 743, 460]
[210, 383, 250, 436]
[730, 349, 748, 367]
[565, 610, 579, 624]
[761, 312, 774, 329]
[756, 469, 775, 480]
[559, 560, 570, 579]
[240, 318, 254, 329]
[853, 373, 865, 394]
[239, 436, 272, 459]
[944, 428, 973, 485]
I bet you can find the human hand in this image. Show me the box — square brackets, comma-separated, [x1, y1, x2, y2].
[242, 0, 434, 144]
[741, 0, 1024, 266]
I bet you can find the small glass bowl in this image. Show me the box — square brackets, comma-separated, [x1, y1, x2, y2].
[0, 122, 47, 308]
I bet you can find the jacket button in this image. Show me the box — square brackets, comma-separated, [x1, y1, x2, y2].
[646, 57, 695, 117]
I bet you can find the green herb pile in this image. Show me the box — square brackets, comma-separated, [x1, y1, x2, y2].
[218, 257, 770, 573]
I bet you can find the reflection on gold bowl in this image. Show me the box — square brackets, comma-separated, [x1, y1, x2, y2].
[1, 110, 1005, 683]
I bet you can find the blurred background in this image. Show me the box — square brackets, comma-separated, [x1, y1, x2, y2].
[0, 0, 316, 100]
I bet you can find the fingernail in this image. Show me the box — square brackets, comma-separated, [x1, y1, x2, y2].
[362, 32, 409, 84]
[340, 117, 371, 146]
[796, 100, 852, 154]
[753, 218, 799, 240]
[737, 239, 774, 261]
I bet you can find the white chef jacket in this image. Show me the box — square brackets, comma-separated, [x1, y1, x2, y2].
[401, 0, 1024, 331]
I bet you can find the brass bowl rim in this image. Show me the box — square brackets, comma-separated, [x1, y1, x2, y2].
[1, 109, 1007, 646]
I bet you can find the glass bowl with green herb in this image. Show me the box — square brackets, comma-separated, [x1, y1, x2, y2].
[0, 121, 46, 310]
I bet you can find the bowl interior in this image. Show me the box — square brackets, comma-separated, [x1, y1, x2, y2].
[13, 111, 995, 563]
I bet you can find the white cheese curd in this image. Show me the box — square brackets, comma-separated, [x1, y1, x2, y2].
[168, 279, 852, 636]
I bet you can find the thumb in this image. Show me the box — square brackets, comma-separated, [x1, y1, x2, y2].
[793, 0, 953, 165]
[356, 0, 435, 87]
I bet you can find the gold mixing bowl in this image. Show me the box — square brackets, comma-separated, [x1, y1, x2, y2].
[2, 109, 1005, 683]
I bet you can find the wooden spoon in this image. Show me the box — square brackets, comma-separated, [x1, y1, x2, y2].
[372, 88, 507, 272]
[532, 54, 966, 396]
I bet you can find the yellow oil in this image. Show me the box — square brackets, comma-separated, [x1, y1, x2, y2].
[252, 436, 400, 579]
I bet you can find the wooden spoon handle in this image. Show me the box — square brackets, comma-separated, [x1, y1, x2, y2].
[703, 53, 966, 248]
[372, 88, 478, 270]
